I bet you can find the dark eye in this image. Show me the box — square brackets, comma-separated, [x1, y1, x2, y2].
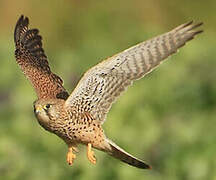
[45, 104, 51, 109]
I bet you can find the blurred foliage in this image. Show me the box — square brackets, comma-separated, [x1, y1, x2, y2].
[0, 0, 215, 180]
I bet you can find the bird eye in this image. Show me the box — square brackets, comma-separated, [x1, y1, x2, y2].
[45, 104, 51, 109]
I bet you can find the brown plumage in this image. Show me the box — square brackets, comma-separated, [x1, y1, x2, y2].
[14, 15, 203, 169]
[14, 16, 69, 100]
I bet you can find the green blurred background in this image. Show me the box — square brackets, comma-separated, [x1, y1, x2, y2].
[0, 0, 215, 180]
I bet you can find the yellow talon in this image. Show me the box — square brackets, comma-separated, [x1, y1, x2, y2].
[87, 143, 97, 164]
[66, 146, 76, 166]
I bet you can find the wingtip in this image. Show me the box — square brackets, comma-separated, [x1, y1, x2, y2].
[191, 21, 203, 30]
[14, 15, 30, 43]
[16, 15, 29, 28]
[188, 22, 204, 37]
[183, 20, 193, 28]
[183, 21, 203, 30]
[194, 30, 204, 35]
[198, 22, 204, 26]
[186, 21, 203, 27]
[176, 20, 204, 33]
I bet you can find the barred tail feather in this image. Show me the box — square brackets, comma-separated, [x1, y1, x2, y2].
[105, 139, 151, 169]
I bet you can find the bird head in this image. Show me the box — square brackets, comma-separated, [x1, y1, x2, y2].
[33, 99, 65, 131]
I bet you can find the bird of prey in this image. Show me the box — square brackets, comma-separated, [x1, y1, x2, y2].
[14, 15, 203, 169]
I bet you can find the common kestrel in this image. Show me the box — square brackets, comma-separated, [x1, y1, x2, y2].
[14, 15, 203, 169]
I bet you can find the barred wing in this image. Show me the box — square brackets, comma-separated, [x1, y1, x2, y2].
[65, 21, 203, 123]
[14, 15, 69, 100]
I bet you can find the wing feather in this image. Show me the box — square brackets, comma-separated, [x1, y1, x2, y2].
[14, 15, 69, 100]
[65, 21, 203, 123]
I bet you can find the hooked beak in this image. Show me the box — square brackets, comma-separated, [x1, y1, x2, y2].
[34, 105, 43, 114]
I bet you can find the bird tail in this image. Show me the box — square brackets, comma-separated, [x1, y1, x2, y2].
[104, 138, 151, 169]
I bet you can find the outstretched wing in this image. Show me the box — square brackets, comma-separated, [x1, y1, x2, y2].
[64, 21, 203, 123]
[14, 15, 69, 100]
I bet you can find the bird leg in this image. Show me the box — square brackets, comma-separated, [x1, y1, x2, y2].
[66, 145, 77, 166]
[87, 143, 97, 164]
